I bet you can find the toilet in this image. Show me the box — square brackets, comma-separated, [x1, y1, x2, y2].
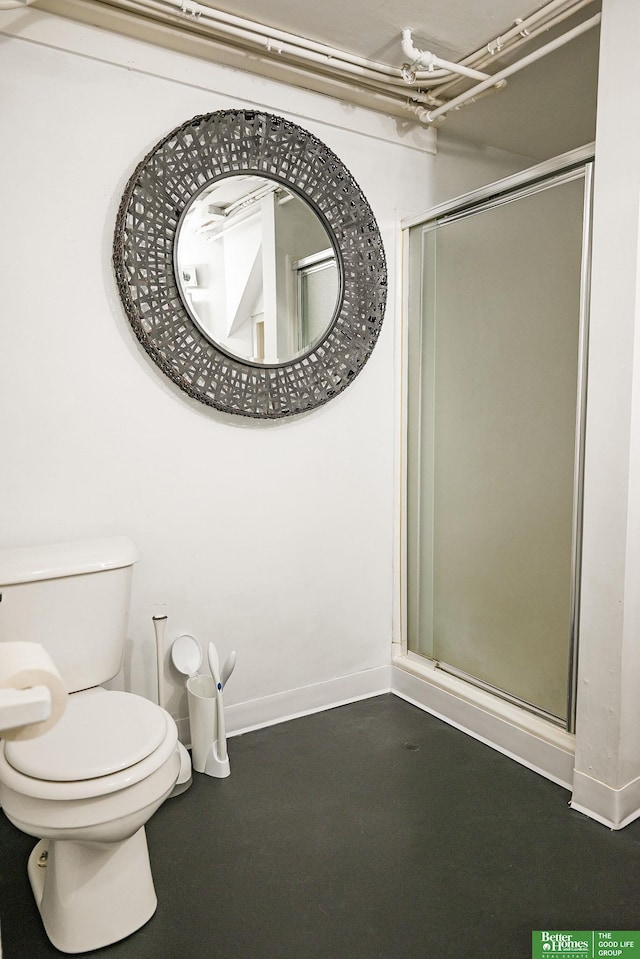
[0, 537, 180, 954]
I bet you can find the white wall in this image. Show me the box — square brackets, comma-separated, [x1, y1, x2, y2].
[431, 133, 536, 207]
[0, 10, 434, 736]
[10, 8, 636, 832]
[572, 0, 640, 828]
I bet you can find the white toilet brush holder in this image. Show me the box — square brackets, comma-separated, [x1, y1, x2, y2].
[186, 674, 230, 778]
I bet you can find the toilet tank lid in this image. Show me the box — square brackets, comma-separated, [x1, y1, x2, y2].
[0, 537, 138, 585]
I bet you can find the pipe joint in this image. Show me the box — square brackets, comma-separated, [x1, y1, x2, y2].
[401, 63, 417, 84]
[401, 29, 490, 83]
[408, 105, 434, 125]
[180, 0, 201, 18]
[266, 37, 283, 54]
[419, 50, 436, 71]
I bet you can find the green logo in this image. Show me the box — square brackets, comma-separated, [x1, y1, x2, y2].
[533, 932, 640, 959]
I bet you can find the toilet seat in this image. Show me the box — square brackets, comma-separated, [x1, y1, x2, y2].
[6, 688, 167, 781]
[0, 688, 178, 802]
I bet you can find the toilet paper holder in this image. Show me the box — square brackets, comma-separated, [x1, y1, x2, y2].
[0, 642, 68, 740]
[0, 641, 67, 740]
[0, 685, 53, 733]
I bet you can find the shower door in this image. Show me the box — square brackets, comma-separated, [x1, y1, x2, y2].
[405, 162, 592, 728]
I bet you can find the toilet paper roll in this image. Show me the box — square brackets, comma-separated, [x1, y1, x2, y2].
[0, 642, 68, 741]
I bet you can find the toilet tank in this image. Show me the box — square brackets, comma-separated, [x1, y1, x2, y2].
[0, 537, 138, 693]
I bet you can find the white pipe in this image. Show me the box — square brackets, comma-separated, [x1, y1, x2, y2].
[431, 0, 597, 96]
[23, 0, 597, 117]
[401, 29, 490, 82]
[484, 0, 590, 55]
[417, 12, 601, 124]
[156, 0, 434, 83]
[45, 0, 597, 100]
[170, 0, 492, 83]
[174, 0, 592, 84]
[159, 0, 595, 92]
[107, 0, 432, 90]
[93, 0, 519, 87]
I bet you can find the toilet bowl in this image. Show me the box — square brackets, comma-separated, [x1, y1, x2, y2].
[0, 687, 180, 954]
[0, 536, 181, 954]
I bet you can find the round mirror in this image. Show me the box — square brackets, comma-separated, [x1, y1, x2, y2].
[113, 109, 387, 419]
[175, 174, 339, 365]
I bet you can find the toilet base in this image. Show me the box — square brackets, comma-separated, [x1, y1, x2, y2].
[28, 828, 157, 954]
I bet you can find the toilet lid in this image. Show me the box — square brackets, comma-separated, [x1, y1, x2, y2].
[5, 690, 168, 782]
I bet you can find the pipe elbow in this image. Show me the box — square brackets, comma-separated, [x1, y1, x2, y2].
[401, 28, 419, 63]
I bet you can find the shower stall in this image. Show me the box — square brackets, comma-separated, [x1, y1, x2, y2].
[400, 148, 593, 743]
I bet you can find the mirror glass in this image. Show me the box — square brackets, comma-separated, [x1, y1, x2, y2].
[175, 174, 340, 365]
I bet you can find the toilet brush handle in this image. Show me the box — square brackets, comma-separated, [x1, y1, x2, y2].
[215, 690, 227, 763]
[208, 642, 228, 764]
[207, 642, 221, 690]
[152, 615, 168, 710]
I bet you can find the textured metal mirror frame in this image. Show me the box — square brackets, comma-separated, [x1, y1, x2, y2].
[113, 109, 387, 418]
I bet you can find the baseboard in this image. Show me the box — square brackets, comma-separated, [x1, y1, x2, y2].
[211, 666, 392, 739]
[172, 655, 640, 832]
[571, 769, 640, 830]
[391, 656, 575, 790]
[177, 657, 574, 791]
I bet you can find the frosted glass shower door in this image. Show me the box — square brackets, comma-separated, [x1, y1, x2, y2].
[406, 168, 590, 725]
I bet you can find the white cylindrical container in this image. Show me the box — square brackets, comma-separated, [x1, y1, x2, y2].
[186, 675, 229, 777]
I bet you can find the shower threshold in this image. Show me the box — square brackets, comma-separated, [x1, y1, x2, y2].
[391, 650, 575, 790]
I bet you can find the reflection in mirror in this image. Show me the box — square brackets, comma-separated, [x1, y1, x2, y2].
[175, 174, 339, 365]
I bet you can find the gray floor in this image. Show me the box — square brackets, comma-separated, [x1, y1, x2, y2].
[1, 694, 640, 958]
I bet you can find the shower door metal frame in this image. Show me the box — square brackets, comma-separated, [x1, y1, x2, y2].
[399, 145, 594, 733]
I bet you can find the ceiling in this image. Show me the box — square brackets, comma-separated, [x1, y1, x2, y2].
[194, 0, 586, 64]
[435, 15, 599, 160]
[34, 0, 600, 158]
[198, 0, 600, 159]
